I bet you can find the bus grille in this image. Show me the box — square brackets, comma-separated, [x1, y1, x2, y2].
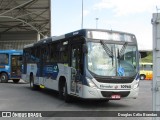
[94, 77, 135, 83]
[101, 91, 130, 98]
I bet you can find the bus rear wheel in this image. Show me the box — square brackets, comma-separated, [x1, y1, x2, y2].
[30, 75, 39, 90]
[13, 79, 20, 83]
[0, 73, 8, 83]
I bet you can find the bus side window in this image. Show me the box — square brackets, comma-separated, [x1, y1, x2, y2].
[0, 53, 9, 64]
[50, 42, 58, 63]
[144, 65, 146, 70]
[140, 64, 143, 70]
[59, 41, 69, 63]
[43, 45, 50, 63]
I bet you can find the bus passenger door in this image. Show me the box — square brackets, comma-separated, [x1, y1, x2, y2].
[70, 44, 83, 96]
[11, 55, 22, 79]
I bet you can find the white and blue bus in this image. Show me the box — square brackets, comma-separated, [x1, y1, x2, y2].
[22, 29, 139, 102]
[0, 50, 23, 83]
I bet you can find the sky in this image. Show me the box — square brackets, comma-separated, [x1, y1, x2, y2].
[51, 0, 160, 50]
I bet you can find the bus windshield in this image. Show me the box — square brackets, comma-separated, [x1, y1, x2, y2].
[87, 41, 137, 77]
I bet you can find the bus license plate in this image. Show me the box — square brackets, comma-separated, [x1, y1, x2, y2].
[111, 95, 121, 99]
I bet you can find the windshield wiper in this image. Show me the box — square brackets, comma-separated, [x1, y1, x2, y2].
[100, 40, 113, 58]
[117, 42, 128, 68]
[118, 42, 128, 59]
[100, 40, 114, 66]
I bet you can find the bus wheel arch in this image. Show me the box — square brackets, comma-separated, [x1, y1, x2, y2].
[140, 74, 146, 80]
[58, 76, 71, 102]
[0, 72, 9, 83]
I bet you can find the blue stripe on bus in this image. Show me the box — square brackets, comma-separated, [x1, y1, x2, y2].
[43, 64, 59, 80]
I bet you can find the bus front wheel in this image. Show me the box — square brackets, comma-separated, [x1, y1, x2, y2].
[64, 83, 72, 103]
[59, 81, 72, 103]
[140, 74, 146, 80]
[0, 73, 8, 83]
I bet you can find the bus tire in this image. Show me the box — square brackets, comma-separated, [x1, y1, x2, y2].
[64, 83, 72, 103]
[0, 73, 8, 83]
[30, 74, 39, 90]
[140, 74, 146, 80]
[59, 80, 65, 99]
[13, 79, 20, 83]
[59, 80, 72, 102]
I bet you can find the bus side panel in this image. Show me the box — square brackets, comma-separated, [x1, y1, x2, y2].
[22, 63, 37, 83]
[37, 63, 71, 91]
[0, 52, 11, 80]
[36, 77, 44, 86]
[57, 64, 71, 91]
[42, 78, 58, 90]
[22, 74, 28, 83]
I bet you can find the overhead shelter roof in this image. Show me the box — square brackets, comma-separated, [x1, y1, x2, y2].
[0, 0, 51, 38]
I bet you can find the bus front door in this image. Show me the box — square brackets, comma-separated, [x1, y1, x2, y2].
[70, 44, 83, 96]
[11, 55, 22, 79]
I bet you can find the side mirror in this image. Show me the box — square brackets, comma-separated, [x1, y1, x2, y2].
[83, 44, 88, 54]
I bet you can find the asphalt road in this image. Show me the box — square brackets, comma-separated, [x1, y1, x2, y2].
[0, 80, 153, 120]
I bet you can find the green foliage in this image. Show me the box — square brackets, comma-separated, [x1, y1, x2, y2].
[141, 51, 153, 63]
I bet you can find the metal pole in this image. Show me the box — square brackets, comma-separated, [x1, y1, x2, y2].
[96, 18, 99, 29]
[152, 13, 160, 120]
[37, 33, 41, 41]
[81, 0, 83, 29]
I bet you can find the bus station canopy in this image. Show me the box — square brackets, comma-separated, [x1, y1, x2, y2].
[0, 0, 51, 38]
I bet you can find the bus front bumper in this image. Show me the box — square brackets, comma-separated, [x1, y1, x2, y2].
[81, 85, 139, 100]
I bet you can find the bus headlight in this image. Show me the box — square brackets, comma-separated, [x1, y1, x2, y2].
[133, 82, 139, 89]
[86, 77, 97, 88]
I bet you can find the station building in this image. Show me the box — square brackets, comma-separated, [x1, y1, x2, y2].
[0, 0, 51, 50]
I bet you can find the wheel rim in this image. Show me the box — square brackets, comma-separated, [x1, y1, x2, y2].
[1, 75, 6, 81]
[141, 76, 144, 80]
